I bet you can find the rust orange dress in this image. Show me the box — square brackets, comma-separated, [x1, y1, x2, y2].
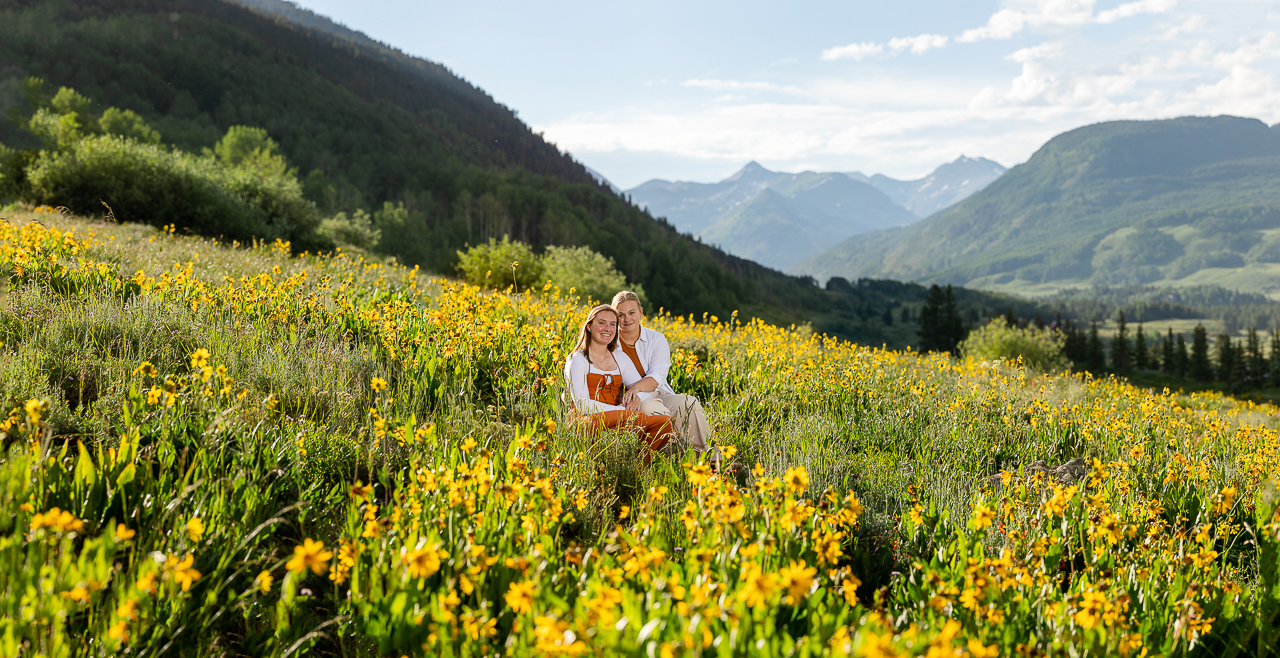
[565, 351, 673, 460]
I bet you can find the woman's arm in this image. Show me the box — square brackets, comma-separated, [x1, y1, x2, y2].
[565, 353, 625, 414]
[615, 352, 658, 406]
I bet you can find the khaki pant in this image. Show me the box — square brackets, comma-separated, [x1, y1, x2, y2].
[639, 393, 710, 453]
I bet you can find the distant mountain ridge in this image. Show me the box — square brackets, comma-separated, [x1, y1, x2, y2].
[791, 115, 1280, 299]
[626, 157, 1004, 270]
[848, 156, 1007, 218]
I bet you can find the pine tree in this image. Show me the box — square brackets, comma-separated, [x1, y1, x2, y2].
[1087, 321, 1106, 372]
[1190, 325, 1212, 381]
[1033, 312, 1045, 329]
[1134, 323, 1147, 370]
[1230, 351, 1248, 393]
[882, 305, 894, 326]
[1004, 306, 1017, 328]
[1111, 312, 1131, 373]
[942, 285, 965, 353]
[1064, 320, 1084, 364]
[918, 285, 943, 352]
[1162, 328, 1175, 374]
[1215, 334, 1235, 382]
[1270, 329, 1280, 386]
[1176, 334, 1189, 378]
[1246, 328, 1265, 387]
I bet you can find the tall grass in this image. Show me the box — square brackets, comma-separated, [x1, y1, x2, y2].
[0, 207, 1276, 655]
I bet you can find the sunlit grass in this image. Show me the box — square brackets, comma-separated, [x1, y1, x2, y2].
[0, 206, 1277, 656]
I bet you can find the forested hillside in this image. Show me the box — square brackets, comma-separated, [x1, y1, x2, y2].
[794, 116, 1280, 298]
[0, 0, 811, 327]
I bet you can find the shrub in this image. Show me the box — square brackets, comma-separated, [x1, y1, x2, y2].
[25, 135, 325, 249]
[214, 125, 280, 167]
[541, 244, 644, 305]
[98, 107, 160, 145]
[455, 236, 543, 290]
[318, 209, 380, 251]
[959, 317, 1070, 373]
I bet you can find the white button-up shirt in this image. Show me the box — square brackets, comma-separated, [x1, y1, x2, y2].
[618, 326, 674, 395]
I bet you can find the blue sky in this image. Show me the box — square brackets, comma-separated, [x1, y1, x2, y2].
[291, 0, 1280, 188]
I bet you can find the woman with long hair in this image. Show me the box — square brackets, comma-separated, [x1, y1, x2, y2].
[563, 304, 673, 462]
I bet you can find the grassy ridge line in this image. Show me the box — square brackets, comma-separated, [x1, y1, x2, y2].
[0, 208, 1278, 654]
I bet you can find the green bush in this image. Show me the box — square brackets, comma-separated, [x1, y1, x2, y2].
[542, 244, 645, 305]
[25, 135, 325, 249]
[215, 125, 292, 179]
[98, 107, 160, 145]
[959, 317, 1070, 373]
[318, 209, 380, 251]
[455, 236, 543, 290]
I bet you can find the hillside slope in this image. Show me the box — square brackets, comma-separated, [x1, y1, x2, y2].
[792, 116, 1280, 297]
[0, 0, 837, 327]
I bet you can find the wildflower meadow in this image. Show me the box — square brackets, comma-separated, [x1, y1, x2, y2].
[0, 207, 1277, 656]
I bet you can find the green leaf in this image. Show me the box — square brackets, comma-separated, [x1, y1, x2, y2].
[75, 440, 97, 487]
[116, 462, 136, 487]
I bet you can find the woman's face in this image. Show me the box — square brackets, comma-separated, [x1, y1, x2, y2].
[588, 311, 617, 347]
[615, 300, 643, 335]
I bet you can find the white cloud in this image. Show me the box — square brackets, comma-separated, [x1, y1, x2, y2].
[1006, 62, 1058, 102]
[683, 79, 800, 93]
[1006, 41, 1066, 62]
[1096, 0, 1176, 24]
[1178, 64, 1280, 118]
[820, 41, 884, 61]
[1121, 40, 1214, 76]
[1210, 32, 1280, 68]
[958, 9, 1029, 42]
[1163, 14, 1203, 37]
[889, 33, 950, 53]
[957, 0, 1175, 44]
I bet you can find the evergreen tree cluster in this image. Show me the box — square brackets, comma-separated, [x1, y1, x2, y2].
[918, 285, 967, 353]
[1056, 311, 1280, 392]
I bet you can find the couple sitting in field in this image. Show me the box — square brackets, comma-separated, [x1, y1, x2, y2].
[563, 291, 716, 464]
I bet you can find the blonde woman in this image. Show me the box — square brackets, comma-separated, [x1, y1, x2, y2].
[610, 291, 715, 460]
[564, 304, 674, 462]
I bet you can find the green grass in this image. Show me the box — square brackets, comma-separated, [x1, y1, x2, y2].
[1, 208, 1278, 655]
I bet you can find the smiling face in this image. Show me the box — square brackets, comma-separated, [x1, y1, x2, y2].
[615, 300, 643, 337]
[588, 310, 618, 347]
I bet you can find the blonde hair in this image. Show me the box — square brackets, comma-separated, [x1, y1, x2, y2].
[572, 304, 619, 364]
[611, 290, 643, 312]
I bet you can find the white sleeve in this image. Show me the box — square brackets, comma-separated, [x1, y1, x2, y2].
[565, 353, 624, 414]
[646, 330, 673, 391]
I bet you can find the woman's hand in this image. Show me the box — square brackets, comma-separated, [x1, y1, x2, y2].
[625, 396, 643, 411]
[621, 389, 636, 406]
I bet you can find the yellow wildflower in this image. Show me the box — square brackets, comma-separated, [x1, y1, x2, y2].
[186, 517, 204, 542]
[505, 580, 536, 614]
[256, 570, 274, 594]
[287, 538, 334, 576]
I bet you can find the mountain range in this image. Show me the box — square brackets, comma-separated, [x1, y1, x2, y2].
[790, 115, 1280, 299]
[846, 156, 1008, 218]
[626, 157, 1004, 270]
